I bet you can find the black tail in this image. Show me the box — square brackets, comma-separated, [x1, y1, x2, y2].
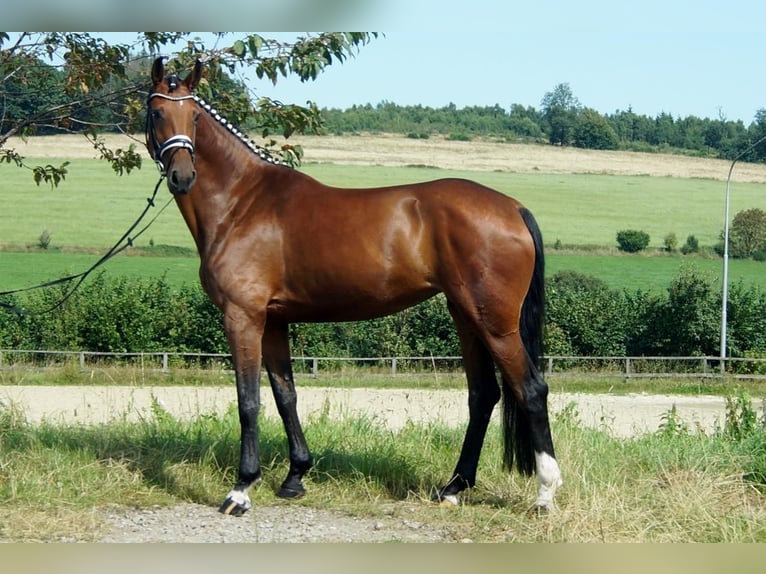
[501, 206, 545, 476]
[518, 207, 545, 371]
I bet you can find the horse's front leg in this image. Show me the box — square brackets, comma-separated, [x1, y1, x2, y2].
[262, 319, 313, 499]
[219, 305, 265, 516]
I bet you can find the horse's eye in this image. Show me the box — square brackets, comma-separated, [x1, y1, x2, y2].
[193, 111, 200, 123]
[151, 109, 162, 121]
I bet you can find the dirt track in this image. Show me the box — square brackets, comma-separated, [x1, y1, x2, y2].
[0, 384, 732, 438]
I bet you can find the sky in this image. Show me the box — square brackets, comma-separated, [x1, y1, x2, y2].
[7, 0, 766, 124]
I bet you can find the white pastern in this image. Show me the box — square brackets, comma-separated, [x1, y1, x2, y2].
[533, 451, 562, 508]
[224, 489, 252, 512]
[439, 493, 460, 506]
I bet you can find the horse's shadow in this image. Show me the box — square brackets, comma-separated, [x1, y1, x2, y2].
[24, 404, 445, 505]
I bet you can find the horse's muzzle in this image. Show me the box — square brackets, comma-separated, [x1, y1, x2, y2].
[168, 164, 197, 195]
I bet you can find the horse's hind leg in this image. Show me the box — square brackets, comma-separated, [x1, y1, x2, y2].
[487, 332, 562, 510]
[262, 319, 313, 499]
[436, 303, 501, 505]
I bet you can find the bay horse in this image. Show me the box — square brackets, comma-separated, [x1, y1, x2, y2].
[145, 57, 562, 516]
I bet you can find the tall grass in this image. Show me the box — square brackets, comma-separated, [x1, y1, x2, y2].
[1, 394, 764, 542]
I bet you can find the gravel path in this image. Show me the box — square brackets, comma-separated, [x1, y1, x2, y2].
[98, 502, 455, 543]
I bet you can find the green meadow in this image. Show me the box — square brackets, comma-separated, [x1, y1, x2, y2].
[0, 249, 761, 295]
[3, 156, 766, 293]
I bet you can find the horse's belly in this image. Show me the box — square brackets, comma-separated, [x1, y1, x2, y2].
[269, 283, 438, 323]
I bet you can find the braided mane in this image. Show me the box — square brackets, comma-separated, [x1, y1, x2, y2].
[193, 95, 289, 167]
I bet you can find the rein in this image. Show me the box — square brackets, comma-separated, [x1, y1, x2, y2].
[0, 175, 173, 316]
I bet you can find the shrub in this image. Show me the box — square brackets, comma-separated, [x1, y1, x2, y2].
[663, 232, 678, 253]
[680, 234, 699, 255]
[545, 270, 630, 356]
[37, 229, 52, 250]
[616, 229, 650, 253]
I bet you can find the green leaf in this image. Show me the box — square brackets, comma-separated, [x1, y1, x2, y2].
[248, 34, 263, 57]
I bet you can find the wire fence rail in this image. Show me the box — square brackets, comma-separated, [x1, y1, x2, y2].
[2, 349, 766, 380]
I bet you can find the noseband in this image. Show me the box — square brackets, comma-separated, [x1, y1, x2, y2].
[145, 92, 197, 175]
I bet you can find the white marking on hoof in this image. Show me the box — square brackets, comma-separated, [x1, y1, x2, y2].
[221, 489, 252, 515]
[533, 451, 562, 510]
[439, 494, 460, 507]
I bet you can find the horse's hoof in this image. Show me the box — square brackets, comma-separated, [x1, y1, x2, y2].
[277, 484, 306, 499]
[218, 490, 252, 516]
[527, 500, 556, 517]
[439, 494, 460, 507]
[433, 489, 460, 506]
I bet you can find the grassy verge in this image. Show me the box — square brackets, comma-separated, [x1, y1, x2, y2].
[1, 395, 764, 542]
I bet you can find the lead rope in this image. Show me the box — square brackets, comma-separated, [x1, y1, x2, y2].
[0, 175, 172, 316]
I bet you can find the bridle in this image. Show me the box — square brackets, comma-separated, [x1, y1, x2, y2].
[145, 91, 197, 176]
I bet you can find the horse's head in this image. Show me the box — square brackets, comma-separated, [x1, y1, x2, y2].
[146, 57, 202, 195]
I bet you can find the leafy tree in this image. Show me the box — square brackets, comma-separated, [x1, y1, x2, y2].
[726, 208, 766, 258]
[574, 108, 618, 150]
[0, 32, 379, 186]
[746, 108, 766, 162]
[540, 82, 580, 145]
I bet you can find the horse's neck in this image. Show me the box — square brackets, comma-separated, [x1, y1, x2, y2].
[175, 122, 263, 255]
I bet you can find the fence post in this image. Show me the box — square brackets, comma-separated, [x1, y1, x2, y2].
[625, 357, 631, 379]
[312, 358, 318, 378]
[391, 357, 397, 376]
[547, 357, 553, 377]
[79, 352, 85, 369]
[163, 353, 169, 373]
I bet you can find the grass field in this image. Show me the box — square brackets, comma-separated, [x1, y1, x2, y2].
[5, 158, 766, 249]
[3, 134, 766, 293]
[1, 248, 763, 294]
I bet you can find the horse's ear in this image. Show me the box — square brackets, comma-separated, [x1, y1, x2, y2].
[151, 57, 165, 85]
[185, 60, 203, 92]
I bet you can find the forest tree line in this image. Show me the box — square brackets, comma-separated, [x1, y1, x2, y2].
[319, 91, 766, 163]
